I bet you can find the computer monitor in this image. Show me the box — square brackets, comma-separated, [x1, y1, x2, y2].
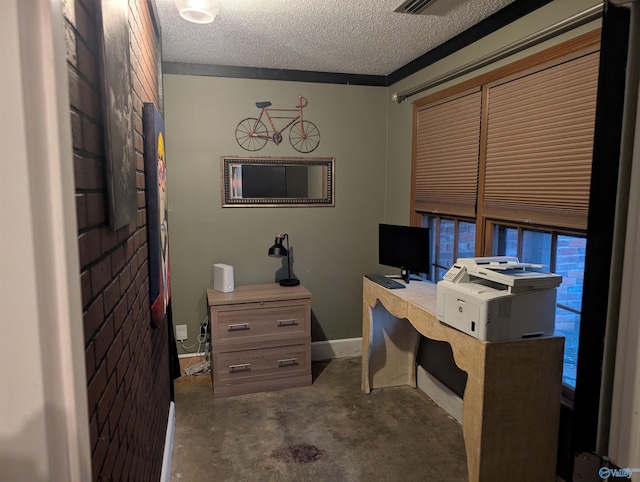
[379, 223, 430, 283]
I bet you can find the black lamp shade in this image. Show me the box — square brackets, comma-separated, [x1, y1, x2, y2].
[267, 233, 300, 287]
[268, 236, 287, 258]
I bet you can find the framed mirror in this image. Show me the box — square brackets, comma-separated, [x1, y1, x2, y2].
[221, 156, 335, 207]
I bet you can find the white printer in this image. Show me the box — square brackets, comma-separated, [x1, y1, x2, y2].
[436, 257, 562, 342]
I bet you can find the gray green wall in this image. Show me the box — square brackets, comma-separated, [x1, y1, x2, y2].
[164, 0, 601, 352]
[164, 77, 387, 351]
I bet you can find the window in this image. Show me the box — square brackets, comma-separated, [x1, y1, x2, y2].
[411, 32, 600, 395]
[423, 215, 476, 281]
[490, 223, 585, 388]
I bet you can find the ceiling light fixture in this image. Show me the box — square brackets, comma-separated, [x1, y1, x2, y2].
[174, 0, 220, 24]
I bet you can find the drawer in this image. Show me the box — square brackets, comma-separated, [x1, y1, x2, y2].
[212, 303, 308, 345]
[213, 342, 310, 385]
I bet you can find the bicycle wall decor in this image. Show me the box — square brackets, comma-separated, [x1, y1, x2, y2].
[235, 95, 321, 153]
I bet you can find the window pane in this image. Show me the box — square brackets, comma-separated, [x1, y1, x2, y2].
[554, 235, 586, 313]
[423, 215, 476, 281]
[554, 234, 586, 388]
[491, 226, 585, 390]
[555, 308, 580, 388]
[438, 219, 455, 281]
[423, 216, 437, 281]
[492, 225, 517, 256]
[457, 221, 476, 258]
[522, 229, 551, 266]
[436, 267, 449, 281]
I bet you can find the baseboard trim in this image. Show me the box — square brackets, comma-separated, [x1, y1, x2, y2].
[160, 401, 175, 482]
[416, 365, 463, 423]
[311, 337, 362, 361]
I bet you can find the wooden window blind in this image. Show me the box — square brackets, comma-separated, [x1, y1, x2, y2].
[481, 51, 600, 230]
[413, 90, 482, 218]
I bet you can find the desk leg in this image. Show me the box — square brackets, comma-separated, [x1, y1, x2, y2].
[361, 301, 372, 393]
[461, 338, 564, 481]
[362, 302, 420, 393]
[460, 364, 485, 482]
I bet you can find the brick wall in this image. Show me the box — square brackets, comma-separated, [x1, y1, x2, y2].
[63, 0, 171, 479]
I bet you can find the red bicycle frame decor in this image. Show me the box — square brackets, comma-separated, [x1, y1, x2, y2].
[235, 95, 320, 153]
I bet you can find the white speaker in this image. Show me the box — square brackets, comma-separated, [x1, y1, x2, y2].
[213, 263, 234, 292]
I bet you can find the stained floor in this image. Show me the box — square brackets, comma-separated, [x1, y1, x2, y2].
[170, 357, 467, 481]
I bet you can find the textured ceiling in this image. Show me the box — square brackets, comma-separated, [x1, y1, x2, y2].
[155, 0, 516, 76]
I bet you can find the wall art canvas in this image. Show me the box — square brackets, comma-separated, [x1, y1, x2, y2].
[99, 0, 136, 230]
[143, 103, 171, 326]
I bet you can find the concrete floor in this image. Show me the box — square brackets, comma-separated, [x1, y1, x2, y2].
[170, 357, 467, 481]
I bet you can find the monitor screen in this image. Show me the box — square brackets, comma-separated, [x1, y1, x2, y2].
[379, 224, 430, 281]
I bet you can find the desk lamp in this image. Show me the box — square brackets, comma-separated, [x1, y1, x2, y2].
[268, 234, 300, 287]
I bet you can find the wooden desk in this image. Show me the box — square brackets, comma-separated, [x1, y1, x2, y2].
[361, 278, 564, 482]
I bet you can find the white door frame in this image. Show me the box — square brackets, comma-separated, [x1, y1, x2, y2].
[0, 0, 91, 479]
[608, 4, 640, 470]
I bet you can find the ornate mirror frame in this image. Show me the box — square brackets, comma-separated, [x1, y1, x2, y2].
[221, 156, 335, 207]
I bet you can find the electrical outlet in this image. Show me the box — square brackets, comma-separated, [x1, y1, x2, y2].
[176, 324, 188, 341]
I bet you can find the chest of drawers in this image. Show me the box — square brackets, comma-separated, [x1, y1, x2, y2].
[206, 283, 312, 397]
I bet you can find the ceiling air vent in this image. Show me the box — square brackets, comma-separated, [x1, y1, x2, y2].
[394, 0, 440, 15]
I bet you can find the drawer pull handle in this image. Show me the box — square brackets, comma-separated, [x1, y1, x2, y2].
[277, 358, 299, 366]
[277, 319, 298, 326]
[227, 323, 250, 331]
[229, 363, 251, 372]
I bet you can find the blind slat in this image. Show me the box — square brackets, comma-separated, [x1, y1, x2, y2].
[414, 91, 481, 215]
[482, 51, 599, 229]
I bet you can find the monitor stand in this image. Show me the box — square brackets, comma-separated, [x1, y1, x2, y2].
[401, 270, 410, 283]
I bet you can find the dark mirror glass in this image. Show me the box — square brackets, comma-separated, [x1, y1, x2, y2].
[222, 156, 334, 207]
